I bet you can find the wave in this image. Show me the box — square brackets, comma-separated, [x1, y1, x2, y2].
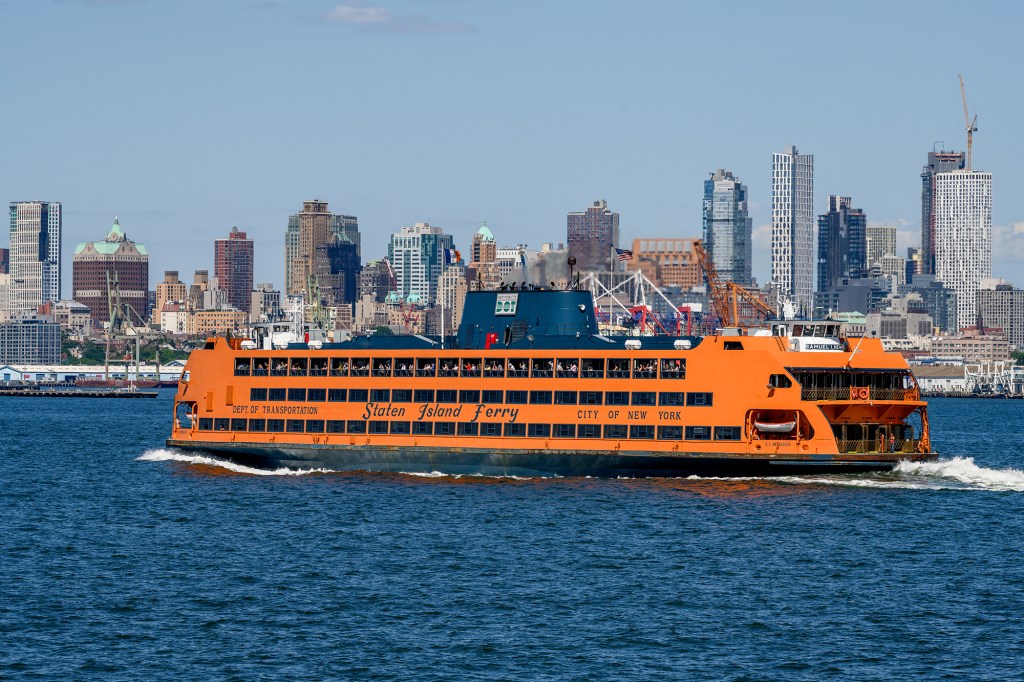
[892, 456, 1024, 492]
[136, 449, 335, 476]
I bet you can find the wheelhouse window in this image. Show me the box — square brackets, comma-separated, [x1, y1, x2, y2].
[330, 358, 349, 377]
[607, 359, 630, 378]
[461, 358, 482, 378]
[507, 359, 529, 378]
[581, 359, 604, 379]
[252, 358, 269, 376]
[310, 358, 328, 376]
[633, 359, 656, 379]
[290, 358, 308, 376]
[531, 359, 554, 378]
[660, 359, 685, 379]
[556, 358, 579, 378]
[234, 358, 251, 376]
[416, 359, 436, 377]
[394, 359, 414, 377]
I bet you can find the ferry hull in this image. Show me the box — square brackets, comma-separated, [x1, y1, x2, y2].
[165, 439, 936, 478]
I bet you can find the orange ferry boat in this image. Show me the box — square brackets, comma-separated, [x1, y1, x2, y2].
[167, 289, 936, 476]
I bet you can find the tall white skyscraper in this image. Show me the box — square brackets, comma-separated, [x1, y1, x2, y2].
[933, 170, 992, 330]
[387, 222, 455, 305]
[771, 146, 814, 313]
[8, 201, 62, 315]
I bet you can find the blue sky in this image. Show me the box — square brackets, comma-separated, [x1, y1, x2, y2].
[3, 0, 1023, 291]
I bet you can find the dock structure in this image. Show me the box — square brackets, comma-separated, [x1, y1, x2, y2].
[0, 387, 159, 399]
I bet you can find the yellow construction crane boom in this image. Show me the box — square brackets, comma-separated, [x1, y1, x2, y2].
[959, 73, 978, 171]
[694, 240, 775, 328]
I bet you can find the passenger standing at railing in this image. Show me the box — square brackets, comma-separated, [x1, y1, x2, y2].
[889, 433, 896, 453]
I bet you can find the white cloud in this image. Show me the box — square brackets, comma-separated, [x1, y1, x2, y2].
[993, 221, 1024, 262]
[324, 4, 475, 33]
[326, 5, 390, 24]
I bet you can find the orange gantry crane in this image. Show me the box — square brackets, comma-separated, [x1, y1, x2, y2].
[693, 240, 776, 328]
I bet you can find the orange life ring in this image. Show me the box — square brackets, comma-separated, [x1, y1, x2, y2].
[857, 387, 870, 400]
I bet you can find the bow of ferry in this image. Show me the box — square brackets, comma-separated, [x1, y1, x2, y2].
[166, 289, 936, 477]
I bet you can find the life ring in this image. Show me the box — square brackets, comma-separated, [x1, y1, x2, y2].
[855, 387, 869, 400]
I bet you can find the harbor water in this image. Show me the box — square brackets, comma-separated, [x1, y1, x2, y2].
[3, 391, 1024, 679]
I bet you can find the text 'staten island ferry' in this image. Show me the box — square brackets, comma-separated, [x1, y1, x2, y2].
[167, 288, 937, 477]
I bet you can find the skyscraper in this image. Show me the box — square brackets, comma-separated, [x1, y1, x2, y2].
[702, 169, 752, 285]
[933, 169, 992, 330]
[771, 147, 814, 313]
[920, 150, 965, 275]
[214, 227, 254, 313]
[9, 201, 62, 315]
[866, 225, 897, 269]
[387, 222, 455, 304]
[816, 196, 867, 292]
[72, 217, 149, 326]
[285, 201, 360, 299]
[567, 200, 619, 271]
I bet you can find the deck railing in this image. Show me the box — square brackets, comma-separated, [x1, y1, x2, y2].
[835, 438, 917, 454]
[802, 387, 918, 402]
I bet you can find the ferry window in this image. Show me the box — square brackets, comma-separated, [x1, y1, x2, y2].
[231, 419, 248, 432]
[460, 390, 481, 404]
[581, 359, 605, 379]
[604, 424, 627, 439]
[371, 389, 390, 402]
[248, 419, 266, 432]
[435, 422, 455, 436]
[328, 388, 347, 402]
[556, 359, 579, 378]
[460, 358, 482, 378]
[580, 391, 603, 405]
[531, 359, 554, 378]
[504, 423, 526, 437]
[687, 392, 713, 407]
[553, 424, 576, 438]
[483, 359, 505, 378]
[289, 358, 308, 376]
[349, 389, 369, 403]
[685, 426, 711, 440]
[631, 392, 656, 406]
[271, 359, 288, 376]
[308, 388, 327, 402]
[416, 359, 436, 377]
[394, 359, 413, 377]
[658, 426, 683, 440]
[660, 359, 685, 379]
[268, 388, 286, 402]
[310, 358, 328, 376]
[437, 389, 458, 404]
[287, 419, 304, 433]
[769, 374, 793, 389]
[439, 360, 459, 377]
[458, 423, 479, 436]
[288, 388, 306, 402]
[606, 391, 629, 406]
[372, 360, 392, 377]
[351, 359, 370, 377]
[793, 325, 803, 336]
[330, 358, 349, 377]
[715, 426, 742, 441]
[253, 358, 269, 376]
[481, 423, 501, 437]
[250, 388, 268, 401]
[633, 360, 656, 378]
[530, 391, 552, 404]
[555, 391, 577, 405]
[214, 418, 229, 431]
[393, 389, 412, 403]
[482, 390, 503, 404]
[234, 359, 251, 377]
[724, 341, 743, 351]
[347, 420, 367, 434]
[415, 389, 435, 403]
[267, 419, 285, 433]
[630, 425, 655, 440]
[507, 359, 529, 378]
[326, 420, 345, 434]
[412, 422, 433, 435]
[578, 424, 600, 439]
[506, 390, 527, 404]
[529, 424, 551, 438]
[306, 420, 325, 433]
[607, 359, 630, 378]
[369, 421, 389, 434]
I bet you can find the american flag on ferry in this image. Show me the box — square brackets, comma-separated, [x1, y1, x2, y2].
[615, 248, 634, 262]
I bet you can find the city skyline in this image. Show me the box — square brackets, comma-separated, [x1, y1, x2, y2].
[3, 1, 1024, 292]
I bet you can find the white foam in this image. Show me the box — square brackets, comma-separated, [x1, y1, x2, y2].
[894, 456, 1024, 492]
[136, 448, 335, 476]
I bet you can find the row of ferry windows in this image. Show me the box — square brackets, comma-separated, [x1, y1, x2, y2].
[248, 388, 713, 407]
[199, 418, 739, 440]
[235, 357, 686, 380]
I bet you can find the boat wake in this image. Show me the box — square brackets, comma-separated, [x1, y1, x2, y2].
[763, 456, 1024, 492]
[136, 449, 336, 476]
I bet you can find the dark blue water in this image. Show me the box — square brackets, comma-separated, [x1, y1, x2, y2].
[3, 392, 1024, 680]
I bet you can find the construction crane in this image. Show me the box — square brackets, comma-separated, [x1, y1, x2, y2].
[694, 240, 775, 328]
[959, 73, 978, 171]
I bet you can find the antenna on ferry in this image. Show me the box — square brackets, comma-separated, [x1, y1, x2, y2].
[845, 334, 866, 369]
